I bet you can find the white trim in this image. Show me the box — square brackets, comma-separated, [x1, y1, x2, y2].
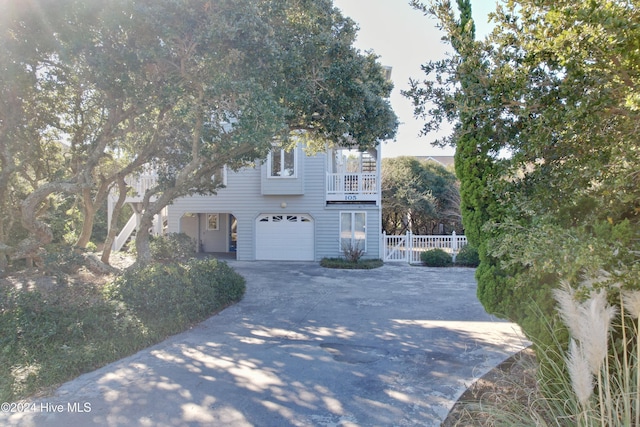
[267, 147, 297, 178]
[206, 213, 219, 231]
[255, 213, 314, 260]
[212, 165, 228, 186]
[339, 211, 367, 252]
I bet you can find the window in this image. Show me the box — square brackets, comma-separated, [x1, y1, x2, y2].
[340, 212, 366, 252]
[207, 214, 219, 231]
[212, 165, 227, 186]
[268, 148, 296, 177]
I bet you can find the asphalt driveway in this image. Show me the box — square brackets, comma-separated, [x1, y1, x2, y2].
[2, 261, 528, 427]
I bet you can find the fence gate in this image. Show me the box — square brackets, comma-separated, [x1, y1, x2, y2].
[383, 234, 409, 262]
[383, 231, 467, 264]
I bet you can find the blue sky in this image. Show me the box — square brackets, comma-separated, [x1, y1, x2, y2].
[331, 0, 496, 158]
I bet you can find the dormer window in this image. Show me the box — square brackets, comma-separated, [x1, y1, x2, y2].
[268, 148, 297, 178]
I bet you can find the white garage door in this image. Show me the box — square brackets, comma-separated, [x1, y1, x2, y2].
[256, 214, 314, 261]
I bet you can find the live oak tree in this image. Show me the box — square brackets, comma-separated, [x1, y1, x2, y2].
[128, 0, 398, 265]
[0, 0, 397, 268]
[1, 0, 163, 267]
[406, 0, 639, 344]
[381, 157, 461, 235]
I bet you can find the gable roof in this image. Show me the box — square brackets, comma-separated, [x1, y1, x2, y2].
[414, 156, 455, 168]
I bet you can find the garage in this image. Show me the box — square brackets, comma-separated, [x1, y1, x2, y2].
[255, 214, 314, 261]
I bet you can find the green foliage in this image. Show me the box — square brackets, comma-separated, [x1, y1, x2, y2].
[0, 258, 245, 401]
[420, 249, 452, 267]
[150, 233, 196, 263]
[0, 286, 149, 401]
[104, 259, 245, 332]
[454, 244, 479, 267]
[320, 258, 383, 270]
[1, 0, 398, 266]
[406, 0, 640, 360]
[381, 157, 461, 235]
[46, 195, 83, 245]
[41, 245, 86, 280]
[186, 258, 246, 308]
[89, 199, 109, 245]
[477, 286, 640, 426]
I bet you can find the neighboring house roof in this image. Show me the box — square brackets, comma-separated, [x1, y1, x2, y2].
[415, 156, 455, 168]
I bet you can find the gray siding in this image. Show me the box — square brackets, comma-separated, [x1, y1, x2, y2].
[260, 148, 305, 195]
[167, 164, 263, 261]
[166, 145, 381, 261]
[199, 213, 229, 252]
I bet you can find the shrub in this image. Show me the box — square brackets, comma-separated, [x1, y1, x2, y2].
[42, 244, 86, 280]
[0, 258, 245, 402]
[0, 287, 150, 402]
[420, 248, 452, 267]
[104, 258, 245, 334]
[475, 281, 640, 426]
[150, 233, 196, 262]
[186, 258, 246, 309]
[341, 241, 365, 263]
[455, 244, 480, 267]
[320, 258, 383, 269]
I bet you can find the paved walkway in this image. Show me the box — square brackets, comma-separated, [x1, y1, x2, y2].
[1, 262, 528, 426]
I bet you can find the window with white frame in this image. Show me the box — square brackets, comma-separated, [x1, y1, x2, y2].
[207, 214, 219, 231]
[340, 211, 366, 252]
[212, 165, 227, 186]
[268, 148, 296, 177]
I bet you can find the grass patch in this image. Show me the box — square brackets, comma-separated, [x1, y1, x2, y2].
[320, 258, 384, 269]
[0, 258, 245, 402]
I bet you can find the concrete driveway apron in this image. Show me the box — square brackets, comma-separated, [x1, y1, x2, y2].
[1, 261, 528, 427]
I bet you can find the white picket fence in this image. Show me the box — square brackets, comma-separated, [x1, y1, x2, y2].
[383, 231, 467, 264]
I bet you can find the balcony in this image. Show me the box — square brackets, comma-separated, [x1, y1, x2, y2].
[123, 173, 158, 203]
[326, 173, 378, 203]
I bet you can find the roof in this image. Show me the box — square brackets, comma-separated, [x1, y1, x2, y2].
[415, 156, 455, 168]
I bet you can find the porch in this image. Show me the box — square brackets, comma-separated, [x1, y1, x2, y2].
[326, 147, 379, 204]
[123, 173, 158, 203]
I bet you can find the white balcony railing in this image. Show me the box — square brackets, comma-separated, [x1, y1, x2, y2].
[121, 171, 379, 203]
[124, 173, 158, 200]
[326, 173, 378, 202]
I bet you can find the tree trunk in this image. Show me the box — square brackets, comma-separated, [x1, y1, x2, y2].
[82, 252, 120, 275]
[14, 181, 79, 260]
[134, 191, 174, 267]
[77, 179, 112, 248]
[134, 208, 154, 266]
[101, 176, 128, 264]
[132, 160, 200, 266]
[76, 188, 96, 248]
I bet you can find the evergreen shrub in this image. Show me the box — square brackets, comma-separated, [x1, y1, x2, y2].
[150, 233, 196, 262]
[420, 248, 452, 267]
[455, 244, 480, 267]
[104, 258, 245, 333]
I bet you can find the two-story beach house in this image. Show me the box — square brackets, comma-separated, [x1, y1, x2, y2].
[109, 143, 382, 261]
